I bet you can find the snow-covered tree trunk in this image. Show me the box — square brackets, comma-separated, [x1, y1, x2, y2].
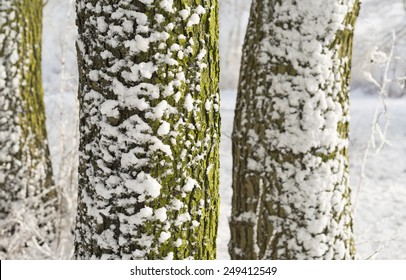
[0, 0, 57, 252]
[229, 0, 359, 260]
[75, 0, 220, 260]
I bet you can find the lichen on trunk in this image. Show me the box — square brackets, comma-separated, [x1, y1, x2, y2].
[74, 0, 220, 260]
[0, 0, 57, 256]
[229, 0, 360, 260]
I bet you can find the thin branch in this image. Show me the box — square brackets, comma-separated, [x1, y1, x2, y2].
[353, 31, 395, 213]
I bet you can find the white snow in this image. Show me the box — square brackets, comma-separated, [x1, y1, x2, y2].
[154, 207, 167, 222]
[174, 239, 183, 247]
[124, 35, 150, 53]
[163, 252, 174, 260]
[124, 172, 162, 202]
[158, 231, 171, 243]
[155, 14, 164, 24]
[139, 0, 153, 5]
[171, 198, 183, 211]
[88, 70, 99, 81]
[183, 177, 198, 192]
[187, 14, 200, 27]
[131, 207, 154, 225]
[96, 16, 108, 33]
[100, 100, 119, 119]
[184, 94, 194, 112]
[179, 9, 190, 20]
[197, 49, 206, 61]
[195, 5, 206, 15]
[157, 121, 170, 136]
[4, 0, 401, 261]
[160, 0, 175, 13]
[175, 212, 191, 227]
[170, 43, 181, 52]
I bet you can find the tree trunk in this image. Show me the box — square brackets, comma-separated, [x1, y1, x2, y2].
[0, 0, 57, 253]
[229, 0, 359, 260]
[75, 0, 220, 260]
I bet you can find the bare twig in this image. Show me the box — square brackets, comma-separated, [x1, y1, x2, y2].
[353, 31, 395, 213]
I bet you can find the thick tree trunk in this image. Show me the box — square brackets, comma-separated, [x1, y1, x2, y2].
[0, 0, 57, 253]
[75, 0, 220, 260]
[229, 0, 359, 260]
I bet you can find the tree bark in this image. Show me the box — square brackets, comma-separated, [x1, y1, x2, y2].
[0, 0, 57, 252]
[75, 0, 220, 260]
[229, 0, 359, 260]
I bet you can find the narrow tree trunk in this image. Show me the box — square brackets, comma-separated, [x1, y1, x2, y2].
[229, 0, 360, 260]
[75, 0, 220, 260]
[0, 0, 57, 252]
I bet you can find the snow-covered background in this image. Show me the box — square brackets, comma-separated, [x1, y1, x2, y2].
[41, 0, 406, 259]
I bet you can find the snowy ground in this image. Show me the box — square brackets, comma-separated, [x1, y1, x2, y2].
[40, 0, 406, 260]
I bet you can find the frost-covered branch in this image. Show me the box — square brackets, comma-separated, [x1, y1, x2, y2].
[354, 32, 396, 212]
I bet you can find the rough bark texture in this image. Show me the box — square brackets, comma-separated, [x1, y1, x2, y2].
[0, 0, 57, 253]
[229, 0, 359, 260]
[75, 0, 220, 260]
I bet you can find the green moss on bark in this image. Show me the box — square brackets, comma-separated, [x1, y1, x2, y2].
[75, 0, 220, 260]
[230, 0, 359, 260]
[0, 0, 57, 246]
